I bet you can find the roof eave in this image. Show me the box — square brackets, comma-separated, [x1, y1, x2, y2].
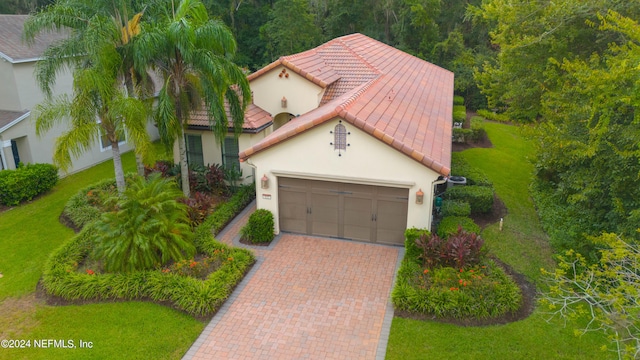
[0, 111, 30, 134]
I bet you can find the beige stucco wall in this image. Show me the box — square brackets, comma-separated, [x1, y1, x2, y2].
[246, 118, 442, 233]
[0, 60, 20, 111]
[0, 114, 159, 174]
[250, 65, 324, 117]
[176, 129, 272, 185]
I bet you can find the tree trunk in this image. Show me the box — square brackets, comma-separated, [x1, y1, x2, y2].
[112, 140, 126, 193]
[178, 133, 190, 198]
[135, 152, 145, 176]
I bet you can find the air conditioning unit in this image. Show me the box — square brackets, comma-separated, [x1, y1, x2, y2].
[447, 176, 467, 188]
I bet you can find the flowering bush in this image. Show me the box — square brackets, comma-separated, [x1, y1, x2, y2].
[163, 249, 229, 279]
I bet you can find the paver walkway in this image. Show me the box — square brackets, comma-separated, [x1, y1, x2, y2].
[183, 202, 402, 360]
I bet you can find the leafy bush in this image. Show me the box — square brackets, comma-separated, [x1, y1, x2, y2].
[445, 185, 494, 214]
[42, 220, 255, 317]
[437, 216, 481, 239]
[477, 109, 510, 122]
[453, 95, 465, 106]
[441, 200, 471, 217]
[392, 229, 521, 319]
[0, 163, 58, 206]
[453, 105, 466, 123]
[144, 160, 178, 178]
[470, 116, 486, 141]
[392, 260, 522, 318]
[451, 153, 493, 187]
[91, 174, 196, 272]
[452, 128, 473, 143]
[240, 209, 275, 244]
[199, 185, 256, 238]
[416, 228, 485, 269]
[179, 191, 216, 226]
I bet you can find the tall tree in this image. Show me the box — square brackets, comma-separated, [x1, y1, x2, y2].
[24, 0, 154, 185]
[31, 14, 150, 192]
[260, 0, 323, 61]
[138, 0, 251, 197]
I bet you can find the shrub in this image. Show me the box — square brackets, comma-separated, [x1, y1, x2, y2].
[144, 160, 177, 178]
[452, 128, 473, 143]
[241, 209, 275, 244]
[416, 228, 485, 270]
[91, 174, 196, 272]
[470, 116, 486, 142]
[453, 105, 466, 123]
[0, 163, 58, 206]
[179, 192, 216, 226]
[204, 164, 228, 195]
[453, 95, 465, 106]
[477, 109, 510, 122]
[445, 185, 494, 214]
[199, 185, 256, 239]
[437, 216, 481, 239]
[41, 217, 255, 317]
[451, 153, 493, 187]
[441, 200, 471, 217]
[404, 228, 431, 263]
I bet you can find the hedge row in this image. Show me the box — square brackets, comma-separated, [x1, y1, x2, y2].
[450, 153, 493, 187]
[441, 200, 471, 217]
[45, 185, 258, 318]
[391, 228, 522, 319]
[453, 105, 466, 123]
[445, 185, 494, 214]
[0, 163, 58, 206]
[437, 216, 481, 239]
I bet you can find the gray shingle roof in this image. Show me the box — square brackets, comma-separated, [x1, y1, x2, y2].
[0, 15, 67, 63]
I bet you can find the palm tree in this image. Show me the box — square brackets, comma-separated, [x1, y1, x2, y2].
[91, 173, 195, 273]
[137, 0, 251, 197]
[24, 0, 153, 182]
[33, 20, 150, 192]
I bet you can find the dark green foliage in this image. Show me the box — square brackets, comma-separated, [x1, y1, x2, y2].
[452, 128, 473, 143]
[393, 229, 521, 319]
[240, 209, 275, 244]
[91, 175, 196, 272]
[179, 192, 216, 227]
[476, 109, 510, 123]
[199, 185, 256, 239]
[437, 216, 481, 239]
[470, 116, 486, 141]
[416, 228, 485, 269]
[451, 153, 493, 187]
[0, 163, 58, 206]
[453, 105, 466, 123]
[41, 217, 255, 317]
[445, 186, 494, 214]
[63, 178, 120, 229]
[441, 200, 471, 217]
[453, 95, 465, 106]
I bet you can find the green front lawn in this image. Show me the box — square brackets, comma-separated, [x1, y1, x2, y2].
[0, 148, 204, 360]
[386, 122, 613, 359]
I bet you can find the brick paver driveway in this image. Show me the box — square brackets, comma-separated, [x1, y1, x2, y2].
[184, 228, 401, 360]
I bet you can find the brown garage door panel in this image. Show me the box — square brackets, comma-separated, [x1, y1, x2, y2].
[278, 177, 409, 244]
[311, 192, 339, 237]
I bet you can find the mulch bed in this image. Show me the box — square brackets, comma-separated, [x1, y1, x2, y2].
[395, 120, 537, 326]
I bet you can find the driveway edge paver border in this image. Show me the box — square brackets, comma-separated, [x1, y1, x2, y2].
[376, 246, 405, 360]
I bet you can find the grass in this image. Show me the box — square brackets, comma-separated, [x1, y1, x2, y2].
[0, 147, 204, 360]
[386, 122, 613, 359]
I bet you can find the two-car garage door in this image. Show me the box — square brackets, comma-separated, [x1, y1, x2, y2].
[278, 177, 409, 245]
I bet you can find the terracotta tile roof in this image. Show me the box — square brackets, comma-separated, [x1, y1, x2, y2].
[0, 15, 68, 63]
[240, 33, 454, 176]
[188, 103, 272, 133]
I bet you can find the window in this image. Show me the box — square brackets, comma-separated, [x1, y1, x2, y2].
[222, 137, 240, 171]
[334, 124, 347, 151]
[186, 134, 204, 166]
[99, 123, 126, 151]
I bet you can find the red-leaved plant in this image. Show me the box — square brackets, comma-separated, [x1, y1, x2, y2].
[416, 226, 485, 269]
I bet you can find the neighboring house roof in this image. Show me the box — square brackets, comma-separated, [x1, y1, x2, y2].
[240, 33, 454, 176]
[0, 110, 29, 133]
[187, 103, 273, 133]
[0, 15, 67, 63]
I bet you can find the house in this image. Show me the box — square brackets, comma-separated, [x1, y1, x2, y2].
[238, 33, 453, 245]
[0, 15, 159, 173]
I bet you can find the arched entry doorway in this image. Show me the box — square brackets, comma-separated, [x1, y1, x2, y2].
[273, 112, 295, 130]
